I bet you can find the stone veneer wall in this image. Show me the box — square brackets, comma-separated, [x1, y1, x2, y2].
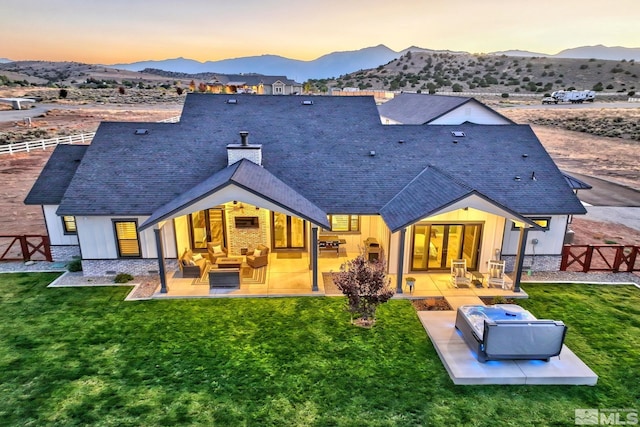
[50, 245, 81, 262]
[226, 207, 268, 256]
[502, 255, 562, 273]
[82, 258, 177, 277]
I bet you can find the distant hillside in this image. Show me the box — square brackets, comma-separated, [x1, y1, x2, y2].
[306, 51, 639, 95]
[0, 61, 193, 88]
[491, 50, 549, 58]
[491, 45, 640, 61]
[554, 45, 640, 61]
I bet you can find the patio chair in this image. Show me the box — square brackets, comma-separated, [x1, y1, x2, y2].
[207, 242, 228, 264]
[247, 244, 269, 268]
[450, 259, 471, 288]
[487, 259, 507, 289]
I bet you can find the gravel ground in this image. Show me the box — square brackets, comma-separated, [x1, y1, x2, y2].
[0, 261, 159, 300]
[523, 270, 640, 286]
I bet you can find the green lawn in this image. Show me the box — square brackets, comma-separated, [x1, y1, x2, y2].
[0, 272, 638, 426]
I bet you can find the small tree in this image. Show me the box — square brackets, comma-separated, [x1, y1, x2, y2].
[58, 88, 68, 99]
[332, 253, 394, 327]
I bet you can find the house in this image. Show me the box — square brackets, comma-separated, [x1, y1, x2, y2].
[377, 92, 514, 125]
[205, 74, 302, 95]
[25, 93, 585, 294]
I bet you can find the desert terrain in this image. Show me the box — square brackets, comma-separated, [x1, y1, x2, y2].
[0, 91, 639, 248]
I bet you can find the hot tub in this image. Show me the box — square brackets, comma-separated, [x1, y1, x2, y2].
[455, 304, 567, 363]
[458, 304, 536, 340]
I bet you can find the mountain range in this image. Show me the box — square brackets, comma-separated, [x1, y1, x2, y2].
[2, 44, 639, 82]
[107, 44, 640, 82]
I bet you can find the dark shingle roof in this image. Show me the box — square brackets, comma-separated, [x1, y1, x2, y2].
[377, 92, 513, 124]
[24, 144, 87, 205]
[562, 172, 593, 190]
[49, 94, 584, 225]
[139, 159, 330, 230]
[208, 74, 300, 86]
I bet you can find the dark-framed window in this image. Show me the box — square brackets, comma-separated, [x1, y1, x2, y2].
[113, 220, 141, 257]
[62, 215, 77, 234]
[512, 217, 551, 231]
[328, 215, 360, 232]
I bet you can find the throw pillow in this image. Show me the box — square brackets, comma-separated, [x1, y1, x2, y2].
[213, 245, 223, 254]
[490, 268, 501, 279]
[454, 267, 465, 277]
[193, 253, 203, 262]
[253, 248, 262, 257]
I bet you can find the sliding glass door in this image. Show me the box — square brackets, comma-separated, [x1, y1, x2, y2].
[411, 223, 482, 271]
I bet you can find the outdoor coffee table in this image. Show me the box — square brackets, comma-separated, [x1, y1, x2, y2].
[216, 257, 243, 269]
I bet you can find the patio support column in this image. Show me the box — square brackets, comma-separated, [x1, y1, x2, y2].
[512, 227, 529, 293]
[311, 226, 319, 292]
[154, 227, 168, 294]
[396, 228, 406, 294]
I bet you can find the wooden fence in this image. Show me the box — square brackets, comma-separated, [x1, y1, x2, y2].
[0, 235, 52, 262]
[560, 244, 640, 273]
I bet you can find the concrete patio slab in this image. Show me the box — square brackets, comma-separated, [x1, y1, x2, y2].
[516, 346, 599, 385]
[443, 296, 485, 309]
[417, 311, 598, 386]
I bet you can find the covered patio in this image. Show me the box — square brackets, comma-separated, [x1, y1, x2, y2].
[151, 249, 525, 300]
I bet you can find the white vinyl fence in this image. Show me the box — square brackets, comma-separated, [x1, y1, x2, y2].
[0, 116, 180, 156]
[0, 133, 96, 155]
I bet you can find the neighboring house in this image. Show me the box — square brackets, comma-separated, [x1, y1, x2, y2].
[205, 74, 302, 95]
[377, 92, 514, 125]
[25, 94, 585, 293]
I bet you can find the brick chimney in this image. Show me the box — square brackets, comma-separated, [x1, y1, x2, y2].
[227, 131, 262, 166]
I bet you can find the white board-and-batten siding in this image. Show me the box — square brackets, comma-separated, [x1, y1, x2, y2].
[43, 205, 78, 245]
[75, 216, 177, 260]
[501, 215, 568, 256]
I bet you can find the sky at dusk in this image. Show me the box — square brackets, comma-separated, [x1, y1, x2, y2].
[1, 0, 638, 64]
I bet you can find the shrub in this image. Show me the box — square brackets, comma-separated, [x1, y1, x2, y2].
[332, 254, 394, 327]
[114, 273, 134, 283]
[58, 89, 68, 99]
[492, 296, 507, 304]
[501, 93, 509, 98]
[67, 259, 82, 272]
[628, 91, 636, 97]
